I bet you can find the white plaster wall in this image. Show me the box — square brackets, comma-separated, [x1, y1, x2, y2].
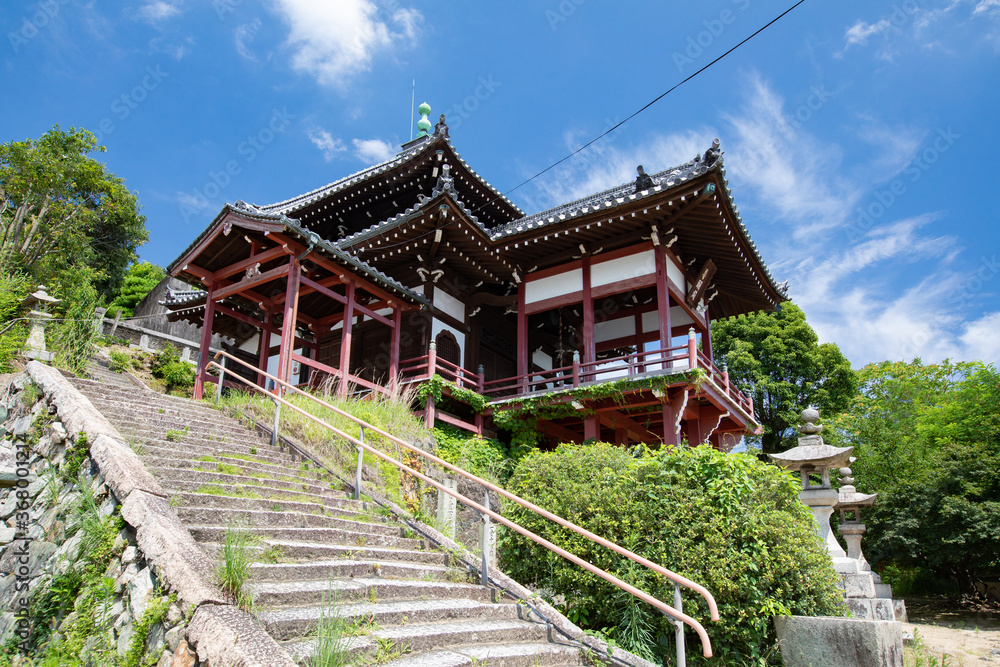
[433, 287, 466, 322]
[595, 316, 636, 343]
[524, 269, 583, 304]
[591, 250, 656, 287]
[431, 318, 466, 361]
[532, 350, 553, 371]
[641, 307, 693, 333]
[667, 256, 686, 291]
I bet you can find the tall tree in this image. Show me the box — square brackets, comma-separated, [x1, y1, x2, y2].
[0, 126, 147, 300]
[107, 261, 165, 318]
[711, 302, 857, 453]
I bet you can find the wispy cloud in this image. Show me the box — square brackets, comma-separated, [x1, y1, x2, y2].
[352, 138, 395, 165]
[308, 128, 346, 161]
[235, 19, 261, 61]
[272, 0, 422, 88]
[137, 1, 181, 23]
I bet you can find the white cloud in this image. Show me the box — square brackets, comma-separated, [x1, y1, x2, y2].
[137, 1, 180, 23]
[352, 138, 395, 165]
[176, 191, 212, 211]
[308, 128, 346, 161]
[272, 0, 422, 88]
[235, 19, 261, 61]
[843, 19, 892, 49]
[958, 311, 1000, 361]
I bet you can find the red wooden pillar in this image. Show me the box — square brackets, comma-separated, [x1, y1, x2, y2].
[338, 279, 356, 397]
[654, 247, 672, 353]
[257, 306, 272, 389]
[193, 281, 217, 400]
[581, 257, 595, 378]
[516, 285, 528, 391]
[276, 260, 301, 388]
[685, 417, 704, 445]
[583, 415, 600, 441]
[687, 327, 698, 368]
[388, 306, 401, 391]
[662, 402, 680, 445]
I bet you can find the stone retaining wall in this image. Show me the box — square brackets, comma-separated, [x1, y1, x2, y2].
[0, 363, 296, 666]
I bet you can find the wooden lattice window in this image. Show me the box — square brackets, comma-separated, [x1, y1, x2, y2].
[435, 330, 461, 367]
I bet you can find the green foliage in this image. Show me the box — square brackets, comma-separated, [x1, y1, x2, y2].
[0, 272, 31, 372]
[106, 261, 164, 318]
[63, 432, 91, 481]
[500, 443, 844, 664]
[46, 269, 100, 376]
[217, 524, 258, 612]
[150, 344, 194, 391]
[416, 374, 489, 412]
[830, 360, 1000, 596]
[0, 126, 147, 300]
[109, 349, 132, 373]
[432, 425, 512, 483]
[711, 302, 857, 453]
[124, 593, 172, 667]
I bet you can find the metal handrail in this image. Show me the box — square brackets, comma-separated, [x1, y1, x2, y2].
[208, 350, 719, 658]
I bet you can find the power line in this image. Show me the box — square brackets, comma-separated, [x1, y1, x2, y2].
[496, 0, 808, 204]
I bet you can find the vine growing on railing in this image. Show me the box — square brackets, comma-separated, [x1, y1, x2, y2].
[415, 375, 489, 413]
[492, 370, 708, 455]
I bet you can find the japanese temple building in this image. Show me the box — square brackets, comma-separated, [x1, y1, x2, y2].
[164, 106, 787, 450]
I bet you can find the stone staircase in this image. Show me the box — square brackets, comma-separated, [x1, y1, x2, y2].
[70, 360, 589, 666]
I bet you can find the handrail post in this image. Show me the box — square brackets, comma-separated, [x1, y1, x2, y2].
[572, 351, 580, 388]
[688, 328, 698, 369]
[427, 340, 437, 380]
[481, 489, 491, 587]
[271, 390, 281, 447]
[214, 364, 224, 404]
[721, 361, 729, 395]
[675, 583, 686, 667]
[477, 364, 485, 393]
[354, 426, 365, 501]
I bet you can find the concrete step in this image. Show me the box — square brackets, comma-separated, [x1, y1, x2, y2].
[250, 576, 488, 608]
[201, 540, 450, 568]
[137, 441, 296, 467]
[157, 479, 351, 508]
[283, 618, 550, 664]
[131, 438, 295, 464]
[84, 401, 257, 438]
[187, 525, 424, 552]
[260, 597, 522, 641]
[175, 507, 394, 534]
[167, 492, 364, 518]
[100, 418, 268, 446]
[249, 558, 454, 583]
[363, 642, 587, 667]
[74, 377, 204, 409]
[148, 467, 338, 497]
[144, 455, 330, 484]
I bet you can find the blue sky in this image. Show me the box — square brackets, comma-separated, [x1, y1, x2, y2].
[3, 0, 998, 367]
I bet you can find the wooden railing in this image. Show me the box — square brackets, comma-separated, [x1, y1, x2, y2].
[207, 350, 719, 661]
[399, 330, 754, 419]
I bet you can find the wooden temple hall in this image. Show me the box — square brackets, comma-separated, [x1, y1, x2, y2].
[164, 105, 787, 449]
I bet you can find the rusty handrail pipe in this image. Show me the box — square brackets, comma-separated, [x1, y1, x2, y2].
[209, 351, 718, 657]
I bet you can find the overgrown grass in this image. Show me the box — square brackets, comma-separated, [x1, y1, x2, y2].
[217, 382, 429, 509]
[217, 523, 258, 613]
[313, 584, 355, 667]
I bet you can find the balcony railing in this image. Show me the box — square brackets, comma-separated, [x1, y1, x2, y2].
[399, 329, 754, 419]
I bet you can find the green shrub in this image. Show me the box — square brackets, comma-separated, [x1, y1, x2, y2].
[433, 426, 512, 483]
[499, 443, 845, 664]
[108, 349, 131, 373]
[150, 343, 180, 376]
[0, 273, 31, 372]
[150, 344, 194, 391]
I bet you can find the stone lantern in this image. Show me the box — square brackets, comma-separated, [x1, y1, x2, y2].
[22, 285, 60, 362]
[769, 407, 853, 561]
[836, 462, 877, 569]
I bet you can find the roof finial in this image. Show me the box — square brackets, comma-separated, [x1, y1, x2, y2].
[417, 102, 432, 137]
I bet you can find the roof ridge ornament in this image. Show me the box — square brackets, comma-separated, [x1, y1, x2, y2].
[634, 165, 656, 193]
[417, 102, 432, 137]
[434, 113, 448, 137]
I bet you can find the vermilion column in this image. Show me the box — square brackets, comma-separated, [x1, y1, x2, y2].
[338, 279, 356, 397]
[654, 247, 672, 351]
[389, 306, 401, 391]
[193, 281, 216, 400]
[257, 306, 272, 389]
[581, 257, 595, 367]
[516, 285, 528, 391]
[276, 260, 300, 387]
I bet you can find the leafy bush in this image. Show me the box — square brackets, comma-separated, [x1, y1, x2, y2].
[433, 425, 512, 483]
[150, 343, 194, 391]
[500, 443, 845, 664]
[0, 272, 31, 372]
[108, 349, 132, 373]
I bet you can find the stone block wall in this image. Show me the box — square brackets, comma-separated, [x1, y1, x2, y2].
[0, 363, 296, 667]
